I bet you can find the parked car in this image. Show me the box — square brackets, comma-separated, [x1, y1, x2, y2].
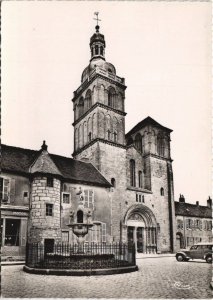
[176, 242, 212, 263]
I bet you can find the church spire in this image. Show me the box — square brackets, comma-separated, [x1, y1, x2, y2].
[90, 12, 105, 61]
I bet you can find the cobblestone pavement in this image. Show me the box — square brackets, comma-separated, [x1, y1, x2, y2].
[1, 257, 212, 298]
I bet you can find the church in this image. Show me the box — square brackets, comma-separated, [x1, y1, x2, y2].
[1, 21, 211, 259]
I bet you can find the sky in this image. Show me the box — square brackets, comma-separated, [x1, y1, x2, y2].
[2, 1, 211, 205]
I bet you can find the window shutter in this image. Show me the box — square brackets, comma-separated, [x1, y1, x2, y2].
[3, 179, 10, 201]
[20, 219, 28, 246]
[0, 178, 3, 200]
[10, 179, 16, 203]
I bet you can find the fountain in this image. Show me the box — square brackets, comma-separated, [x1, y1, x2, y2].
[67, 191, 93, 253]
[23, 189, 138, 275]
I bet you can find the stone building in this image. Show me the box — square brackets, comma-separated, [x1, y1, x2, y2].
[1, 23, 212, 258]
[175, 195, 212, 250]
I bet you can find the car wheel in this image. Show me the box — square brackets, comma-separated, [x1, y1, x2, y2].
[176, 254, 184, 262]
[206, 255, 212, 264]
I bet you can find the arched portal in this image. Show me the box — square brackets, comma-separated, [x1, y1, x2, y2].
[123, 204, 157, 254]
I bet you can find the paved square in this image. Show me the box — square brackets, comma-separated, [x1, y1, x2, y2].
[1, 257, 212, 298]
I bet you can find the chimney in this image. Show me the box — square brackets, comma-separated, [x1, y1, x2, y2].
[179, 194, 185, 203]
[207, 196, 212, 208]
[196, 201, 199, 206]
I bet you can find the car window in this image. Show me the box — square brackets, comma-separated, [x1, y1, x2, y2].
[190, 245, 197, 250]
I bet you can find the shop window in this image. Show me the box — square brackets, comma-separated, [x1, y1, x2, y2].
[46, 203, 53, 216]
[47, 178, 54, 187]
[5, 219, 20, 246]
[63, 193, 70, 204]
[0, 177, 10, 203]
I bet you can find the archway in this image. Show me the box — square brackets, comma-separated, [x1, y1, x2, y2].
[123, 204, 157, 254]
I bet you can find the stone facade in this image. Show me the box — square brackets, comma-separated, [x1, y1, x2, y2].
[28, 177, 61, 243]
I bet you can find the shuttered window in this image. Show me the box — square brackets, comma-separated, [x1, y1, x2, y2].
[0, 178, 10, 203]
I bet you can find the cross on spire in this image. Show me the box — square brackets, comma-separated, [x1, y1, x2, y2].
[94, 12, 101, 32]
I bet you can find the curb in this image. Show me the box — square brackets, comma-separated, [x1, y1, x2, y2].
[23, 264, 138, 276]
[136, 255, 175, 259]
[2, 261, 25, 266]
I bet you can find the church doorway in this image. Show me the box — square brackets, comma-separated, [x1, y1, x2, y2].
[124, 204, 157, 254]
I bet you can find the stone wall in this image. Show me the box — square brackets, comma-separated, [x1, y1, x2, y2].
[28, 176, 61, 243]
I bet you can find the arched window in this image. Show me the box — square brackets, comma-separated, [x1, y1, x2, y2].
[95, 45, 99, 55]
[78, 97, 84, 117]
[108, 87, 116, 108]
[160, 187, 164, 196]
[107, 130, 111, 140]
[100, 46, 103, 56]
[91, 47, 94, 56]
[113, 132, 117, 142]
[135, 133, 142, 152]
[85, 90, 92, 110]
[130, 159, 136, 187]
[138, 171, 142, 188]
[88, 132, 92, 142]
[141, 136, 145, 153]
[77, 210, 83, 223]
[111, 178, 116, 187]
[157, 135, 165, 156]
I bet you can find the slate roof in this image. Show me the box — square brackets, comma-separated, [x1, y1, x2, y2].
[126, 116, 172, 137]
[175, 201, 212, 218]
[1, 144, 111, 187]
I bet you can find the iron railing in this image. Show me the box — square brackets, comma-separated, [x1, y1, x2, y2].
[25, 242, 136, 269]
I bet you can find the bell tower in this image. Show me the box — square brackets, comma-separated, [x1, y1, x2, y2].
[72, 15, 127, 171]
[72, 14, 127, 240]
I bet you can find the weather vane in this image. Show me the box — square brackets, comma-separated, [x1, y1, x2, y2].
[94, 12, 101, 26]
